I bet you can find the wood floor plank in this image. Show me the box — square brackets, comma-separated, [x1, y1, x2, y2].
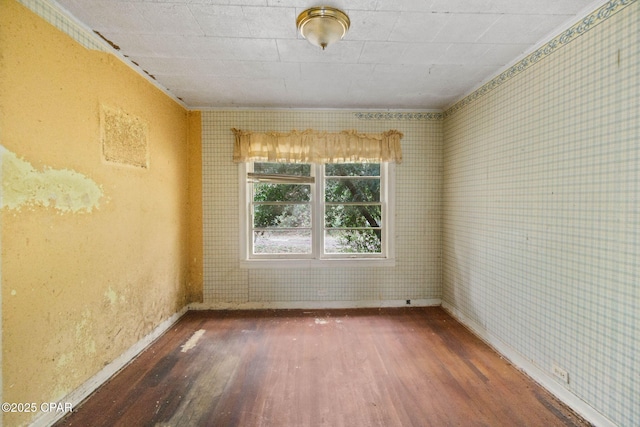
[56, 308, 590, 427]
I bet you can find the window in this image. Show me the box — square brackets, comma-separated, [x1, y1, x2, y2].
[232, 127, 402, 267]
[240, 162, 395, 267]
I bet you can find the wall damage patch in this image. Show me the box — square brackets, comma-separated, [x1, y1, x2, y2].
[0, 146, 103, 213]
[100, 105, 148, 168]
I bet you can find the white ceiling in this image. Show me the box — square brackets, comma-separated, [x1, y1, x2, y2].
[55, 0, 602, 110]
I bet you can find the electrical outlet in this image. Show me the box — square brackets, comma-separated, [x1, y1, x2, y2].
[552, 364, 569, 384]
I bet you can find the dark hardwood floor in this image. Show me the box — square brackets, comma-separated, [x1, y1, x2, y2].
[56, 307, 590, 427]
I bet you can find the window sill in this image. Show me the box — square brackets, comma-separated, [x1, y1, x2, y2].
[239, 258, 396, 269]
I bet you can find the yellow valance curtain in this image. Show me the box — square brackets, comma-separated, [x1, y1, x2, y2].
[232, 128, 403, 164]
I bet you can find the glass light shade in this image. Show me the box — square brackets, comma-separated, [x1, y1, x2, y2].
[297, 7, 350, 50]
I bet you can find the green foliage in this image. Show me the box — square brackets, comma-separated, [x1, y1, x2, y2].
[252, 163, 311, 229]
[252, 163, 382, 253]
[332, 230, 381, 253]
[254, 163, 311, 176]
[253, 183, 310, 228]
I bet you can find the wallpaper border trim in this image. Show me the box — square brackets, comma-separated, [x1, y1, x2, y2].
[355, 112, 444, 121]
[444, 0, 637, 118]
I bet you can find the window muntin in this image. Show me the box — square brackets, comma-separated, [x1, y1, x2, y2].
[243, 162, 393, 264]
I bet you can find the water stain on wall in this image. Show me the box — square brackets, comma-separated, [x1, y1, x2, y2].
[0, 145, 103, 213]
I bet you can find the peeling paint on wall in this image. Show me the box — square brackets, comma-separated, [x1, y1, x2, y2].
[0, 145, 103, 213]
[75, 309, 97, 356]
[104, 287, 127, 310]
[105, 287, 118, 307]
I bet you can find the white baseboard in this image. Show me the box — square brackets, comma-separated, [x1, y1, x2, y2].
[189, 298, 442, 311]
[29, 306, 189, 427]
[441, 301, 617, 427]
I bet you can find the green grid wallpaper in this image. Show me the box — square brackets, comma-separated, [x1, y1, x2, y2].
[443, 3, 639, 426]
[202, 110, 442, 305]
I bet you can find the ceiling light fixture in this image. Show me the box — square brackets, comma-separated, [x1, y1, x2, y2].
[296, 6, 350, 50]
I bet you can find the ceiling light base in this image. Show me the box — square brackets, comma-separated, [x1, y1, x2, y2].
[297, 7, 350, 50]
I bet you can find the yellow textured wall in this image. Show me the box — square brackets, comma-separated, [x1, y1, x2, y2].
[187, 111, 204, 302]
[0, 1, 193, 425]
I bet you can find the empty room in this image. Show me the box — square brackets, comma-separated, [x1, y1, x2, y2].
[1, 0, 638, 426]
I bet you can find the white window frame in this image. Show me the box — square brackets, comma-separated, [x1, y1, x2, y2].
[239, 162, 395, 268]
